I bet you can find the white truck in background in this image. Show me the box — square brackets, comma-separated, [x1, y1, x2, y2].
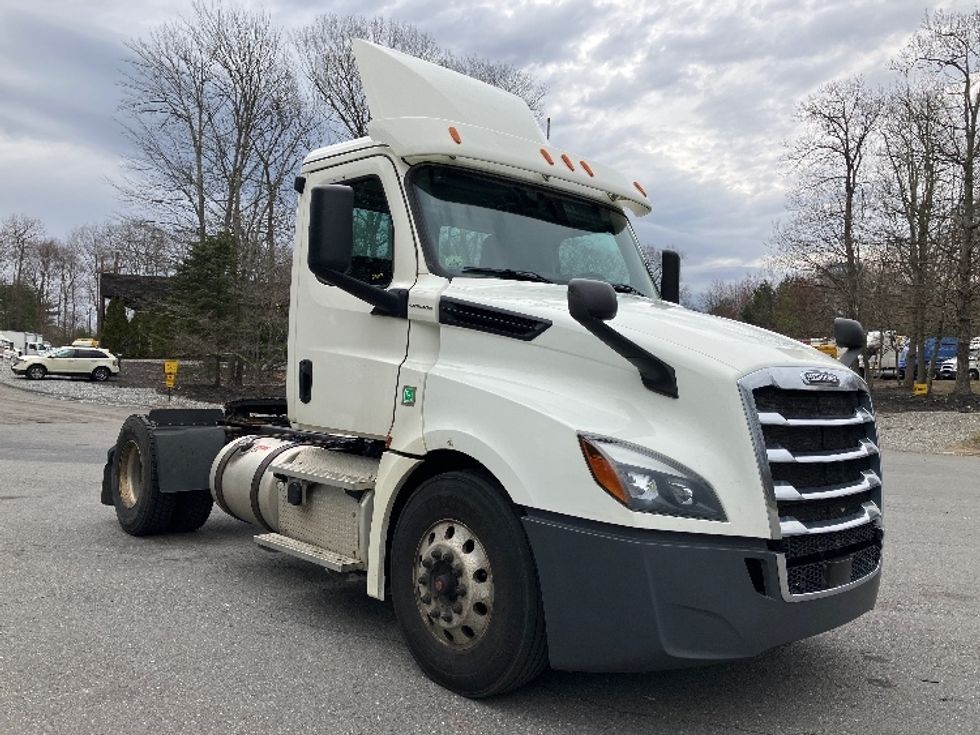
[1, 331, 50, 360]
[101, 42, 883, 697]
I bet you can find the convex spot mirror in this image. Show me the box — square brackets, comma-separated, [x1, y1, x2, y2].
[308, 184, 354, 279]
[660, 250, 680, 304]
[568, 278, 618, 322]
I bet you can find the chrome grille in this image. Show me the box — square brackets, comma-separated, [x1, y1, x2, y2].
[739, 367, 883, 600]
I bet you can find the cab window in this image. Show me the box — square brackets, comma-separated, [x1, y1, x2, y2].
[346, 176, 394, 287]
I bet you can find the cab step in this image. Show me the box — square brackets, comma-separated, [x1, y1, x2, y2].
[269, 447, 378, 491]
[254, 532, 365, 573]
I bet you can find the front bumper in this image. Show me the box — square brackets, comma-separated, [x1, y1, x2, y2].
[523, 510, 881, 672]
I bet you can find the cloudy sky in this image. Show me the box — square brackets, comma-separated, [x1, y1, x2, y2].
[0, 0, 974, 292]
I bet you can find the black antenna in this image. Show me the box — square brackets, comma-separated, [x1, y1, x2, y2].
[546, 117, 551, 140]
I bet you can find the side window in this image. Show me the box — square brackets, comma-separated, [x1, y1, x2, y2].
[347, 176, 394, 287]
[558, 234, 631, 284]
[82, 349, 104, 358]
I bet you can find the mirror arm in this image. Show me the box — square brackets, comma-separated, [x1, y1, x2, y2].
[573, 313, 678, 399]
[317, 269, 408, 318]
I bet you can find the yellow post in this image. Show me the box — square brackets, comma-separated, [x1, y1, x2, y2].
[164, 360, 179, 402]
[912, 382, 928, 396]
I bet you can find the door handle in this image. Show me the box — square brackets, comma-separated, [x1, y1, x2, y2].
[299, 359, 313, 403]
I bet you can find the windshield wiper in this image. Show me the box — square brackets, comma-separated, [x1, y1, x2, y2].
[609, 283, 646, 296]
[460, 267, 554, 284]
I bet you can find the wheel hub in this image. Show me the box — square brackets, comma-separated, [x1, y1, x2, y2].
[413, 520, 494, 648]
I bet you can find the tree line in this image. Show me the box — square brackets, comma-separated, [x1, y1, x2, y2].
[738, 9, 980, 396]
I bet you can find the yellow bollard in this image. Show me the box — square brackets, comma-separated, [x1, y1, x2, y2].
[912, 382, 928, 396]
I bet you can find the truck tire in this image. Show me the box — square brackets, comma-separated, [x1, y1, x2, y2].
[111, 415, 175, 536]
[390, 470, 548, 697]
[169, 490, 213, 532]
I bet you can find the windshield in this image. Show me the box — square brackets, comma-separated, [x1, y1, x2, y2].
[410, 165, 658, 298]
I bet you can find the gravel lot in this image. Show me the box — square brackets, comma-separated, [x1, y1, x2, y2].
[0, 363, 217, 409]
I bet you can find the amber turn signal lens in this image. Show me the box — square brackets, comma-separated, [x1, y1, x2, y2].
[561, 153, 575, 171]
[578, 436, 628, 506]
[449, 127, 462, 144]
[580, 160, 594, 177]
[540, 148, 555, 165]
[633, 180, 647, 197]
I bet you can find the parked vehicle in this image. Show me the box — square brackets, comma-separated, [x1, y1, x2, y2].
[0, 331, 50, 358]
[898, 337, 958, 380]
[11, 346, 119, 381]
[938, 352, 979, 380]
[99, 42, 883, 697]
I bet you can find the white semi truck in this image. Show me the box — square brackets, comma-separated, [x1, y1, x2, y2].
[101, 42, 883, 697]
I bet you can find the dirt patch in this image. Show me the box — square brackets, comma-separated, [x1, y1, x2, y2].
[117, 359, 285, 406]
[870, 379, 980, 413]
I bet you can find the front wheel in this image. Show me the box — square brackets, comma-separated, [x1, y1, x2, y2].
[91, 366, 111, 382]
[26, 364, 46, 380]
[970, 369, 979, 381]
[390, 471, 548, 698]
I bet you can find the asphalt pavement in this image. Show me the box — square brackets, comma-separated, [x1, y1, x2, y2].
[0, 381, 977, 734]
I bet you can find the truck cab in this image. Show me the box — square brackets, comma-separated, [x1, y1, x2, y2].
[103, 41, 883, 697]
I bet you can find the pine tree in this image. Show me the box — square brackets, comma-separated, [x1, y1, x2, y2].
[101, 298, 130, 355]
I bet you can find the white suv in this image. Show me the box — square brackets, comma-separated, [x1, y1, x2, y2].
[11, 346, 120, 382]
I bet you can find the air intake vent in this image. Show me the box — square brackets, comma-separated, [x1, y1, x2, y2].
[439, 298, 552, 341]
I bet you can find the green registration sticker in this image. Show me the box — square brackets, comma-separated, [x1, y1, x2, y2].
[402, 385, 417, 406]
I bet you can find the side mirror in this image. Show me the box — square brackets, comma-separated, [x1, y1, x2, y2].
[308, 184, 354, 278]
[833, 317, 866, 368]
[660, 250, 680, 304]
[568, 278, 618, 323]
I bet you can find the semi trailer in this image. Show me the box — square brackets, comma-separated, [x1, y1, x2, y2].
[101, 41, 884, 697]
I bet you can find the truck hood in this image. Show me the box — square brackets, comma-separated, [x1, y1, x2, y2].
[444, 279, 840, 376]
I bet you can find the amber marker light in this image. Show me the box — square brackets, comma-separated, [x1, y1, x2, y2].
[561, 153, 575, 171]
[448, 127, 462, 144]
[580, 160, 595, 177]
[540, 148, 555, 165]
[578, 436, 629, 506]
[633, 180, 648, 197]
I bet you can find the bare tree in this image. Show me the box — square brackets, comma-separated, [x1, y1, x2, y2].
[0, 215, 46, 286]
[772, 76, 884, 322]
[296, 14, 546, 140]
[904, 9, 980, 395]
[876, 78, 953, 386]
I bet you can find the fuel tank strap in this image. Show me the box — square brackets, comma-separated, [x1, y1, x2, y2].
[213, 437, 253, 522]
[250, 442, 299, 531]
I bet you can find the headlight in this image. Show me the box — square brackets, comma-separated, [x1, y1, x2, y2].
[578, 435, 727, 521]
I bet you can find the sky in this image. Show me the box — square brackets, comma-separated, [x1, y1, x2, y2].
[0, 0, 975, 293]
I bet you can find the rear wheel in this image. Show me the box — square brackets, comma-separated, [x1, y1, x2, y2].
[26, 364, 46, 380]
[111, 415, 175, 535]
[91, 366, 111, 382]
[971, 369, 979, 381]
[169, 490, 213, 532]
[390, 470, 547, 697]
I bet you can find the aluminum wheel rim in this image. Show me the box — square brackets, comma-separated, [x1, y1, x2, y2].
[413, 519, 494, 649]
[118, 440, 143, 509]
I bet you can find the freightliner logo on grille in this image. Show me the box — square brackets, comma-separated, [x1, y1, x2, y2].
[801, 369, 841, 386]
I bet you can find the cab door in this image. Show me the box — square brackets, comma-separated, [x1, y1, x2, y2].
[289, 155, 416, 438]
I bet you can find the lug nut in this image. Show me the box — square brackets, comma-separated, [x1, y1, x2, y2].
[443, 550, 454, 562]
[452, 603, 463, 614]
[418, 574, 428, 586]
[442, 611, 453, 622]
[421, 594, 432, 604]
[428, 609, 440, 619]
[431, 549, 442, 560]
[421, 558, 433, 569]
[456, 584, 467, 597]
[453, 564, 463, 576]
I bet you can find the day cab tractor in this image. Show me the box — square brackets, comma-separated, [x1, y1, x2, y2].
[101, 41, 883, 697]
